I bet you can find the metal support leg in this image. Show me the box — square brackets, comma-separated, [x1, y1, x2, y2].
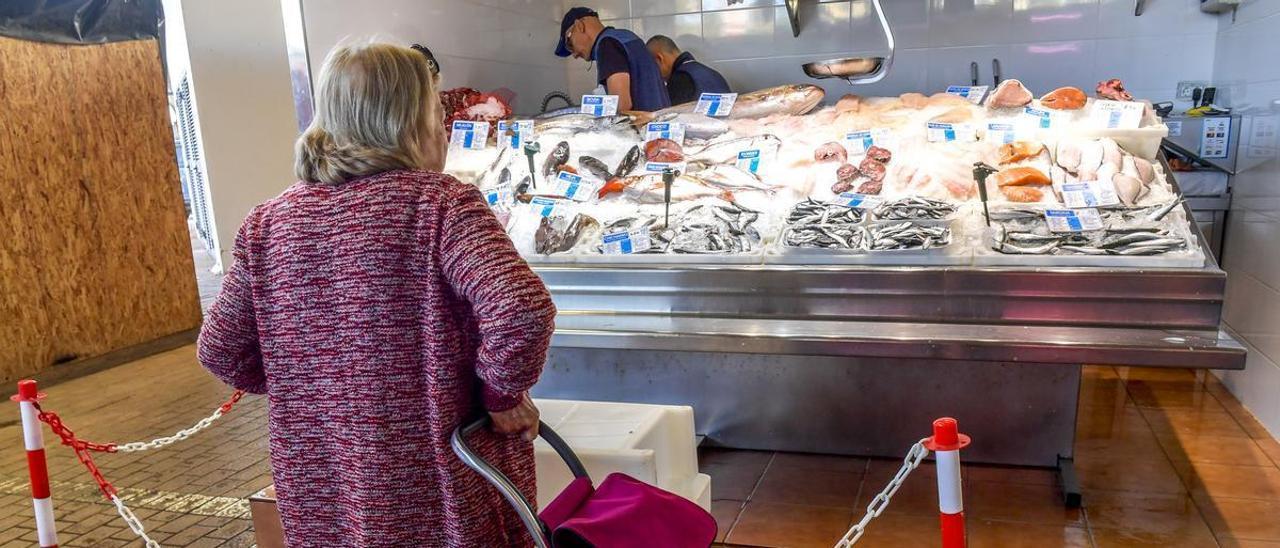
[1058, 455, 1082, 509]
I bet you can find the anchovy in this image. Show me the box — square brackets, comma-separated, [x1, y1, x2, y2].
[1100, 232, 1167, 249]
[787, 198, 863, 225]
[873, 197, 957, 221]
[995, 241, 1059, 254]
[1146, 198, 1185, 222]
[1059, 245, 1109, 255]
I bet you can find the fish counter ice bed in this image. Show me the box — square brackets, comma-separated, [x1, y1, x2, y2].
[445, 84, 1240, 495]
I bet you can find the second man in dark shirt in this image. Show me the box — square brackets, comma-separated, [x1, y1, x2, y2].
[646, 35, 732, 107]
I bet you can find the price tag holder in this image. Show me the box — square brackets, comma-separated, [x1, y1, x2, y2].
[497, 120, 533, 149]
[580, 95, 619, 117]
[1022, 107, 1055, 129]
[645, 122, 686, 144]
[945, 85, 989, 105]
[828, 192, 883, 210]
[1089, 99, 1145, 129]
[644, 161, 686, 174]
[927, 122, 977, 143]
[695, 92, 737, 117]
[529, 196, 572, 218]
[985, 122, 1020, 144]
[736, 149, 763, 174]
[1061, 181, 1120, 209]
[484, 183, 514, 207]
[449, 121, 490, 150]
[1044, 208, 1103, 232]
[844, 128, 892, 155]
[553, 171, 599, 202]
[601, 228, 653, 255]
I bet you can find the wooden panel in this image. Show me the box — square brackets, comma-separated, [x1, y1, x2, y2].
[0, 36, 201, 383]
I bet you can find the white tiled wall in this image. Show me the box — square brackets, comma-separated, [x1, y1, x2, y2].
[563, 0, 1220, 104]
[301, 0, 569, 115]
[1213, 0, 1280, 438]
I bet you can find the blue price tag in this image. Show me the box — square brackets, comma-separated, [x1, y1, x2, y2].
[530, 197, 559, 217]
[736, 149, 761, 173]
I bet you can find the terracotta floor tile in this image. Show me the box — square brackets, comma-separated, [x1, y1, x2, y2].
[1194, 495, 1280, 541]
[710, 500, 744, 543]
[1219, 539, 1280, 548]
[1140, 406, 1252, 439]
[700, 448, 774, 470]
[966, 481, 1083, 526]
[1173, 461, 1280, 501]
[1091, 527, 1218, 547]
[1159, 435, 1276, 467]
[967, 519, 1091, 548]
[725, 502, 852, 548]
[1076, 453, 1187, 495]
[1083, 365, 1121, 380]
[856, 468, 945, 518]
[702, 462, 768, 502]
[768, 452, 866, 473]
[1127, 387, 1227, 412]
[1084, 490, 1215, 540]
[1116, 366, 1203, 384]
[849, 514, 942, 548]
[965, 464, 1057, 487]
[751, 464, 862, 508]
[1258, 438, 1280, 468]
[1079, 377, 1131, 409]
[1076, 406, 1154, 441]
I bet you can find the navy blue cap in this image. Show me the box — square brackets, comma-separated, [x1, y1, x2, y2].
[556, 7, 598, 57]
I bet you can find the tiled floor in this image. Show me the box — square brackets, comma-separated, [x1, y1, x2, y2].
[705, 366, 1280, 547]
[3, 352, 1279, 547]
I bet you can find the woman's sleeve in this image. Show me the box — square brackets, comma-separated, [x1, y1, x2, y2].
[439, 185, 557, 412]
[197, 211, 268, 394]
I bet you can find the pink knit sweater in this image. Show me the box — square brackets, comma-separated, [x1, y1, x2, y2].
[198, 170, 556, 546]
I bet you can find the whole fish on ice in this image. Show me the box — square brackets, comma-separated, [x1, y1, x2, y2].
[655, 84, 825, 119]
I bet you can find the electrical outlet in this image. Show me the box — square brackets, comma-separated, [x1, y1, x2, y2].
[1177, 81, 1210, 100]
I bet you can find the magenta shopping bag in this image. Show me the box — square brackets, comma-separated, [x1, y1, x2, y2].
[540, 474, 716, 548]
[453, 418, 717, 548]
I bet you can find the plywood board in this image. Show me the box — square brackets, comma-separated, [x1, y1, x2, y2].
[0, 36, 201, 383]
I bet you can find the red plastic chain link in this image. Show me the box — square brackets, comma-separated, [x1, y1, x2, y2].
[219, 390, 246, 414]
[32, 402, 119, 499]
[30, 390, 247, 501]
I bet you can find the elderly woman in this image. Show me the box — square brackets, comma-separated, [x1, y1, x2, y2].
[197, 41, 556, 546]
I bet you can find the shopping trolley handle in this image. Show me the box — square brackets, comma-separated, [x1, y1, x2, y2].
[457, 418, 590, 479]
[451, 417, 591, 548]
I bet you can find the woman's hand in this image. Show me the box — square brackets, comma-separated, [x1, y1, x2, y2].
[489, 393, 540, 442]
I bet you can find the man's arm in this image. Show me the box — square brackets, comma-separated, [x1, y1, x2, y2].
[606, 72, 633, 112]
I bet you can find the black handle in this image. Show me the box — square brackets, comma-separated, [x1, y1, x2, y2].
[970, 61, 979, 86]
[991, 58, 1002, 86]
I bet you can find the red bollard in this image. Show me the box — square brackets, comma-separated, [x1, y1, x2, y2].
[924, 417, 971, 548]
[12, 380, 59, 547]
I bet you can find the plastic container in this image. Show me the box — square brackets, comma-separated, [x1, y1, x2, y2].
[533, 399, 711, 510]
[973, 213, 1206, 269]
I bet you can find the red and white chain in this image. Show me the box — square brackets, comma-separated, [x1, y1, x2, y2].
[33, 390, 247, 547]
[835, 439, 931, 547]
[112, 495, 161, 548]
[116, 391, 244, 452]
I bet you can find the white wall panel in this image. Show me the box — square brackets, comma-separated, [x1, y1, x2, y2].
[927, 0, 1014, 48]
[1215, 1, 1280, 435]
[926, 45, 1009, 92]
[303, 0, 567, 115]
[1009, 0, 1100, 44]
[1096, 0, 1218, 38]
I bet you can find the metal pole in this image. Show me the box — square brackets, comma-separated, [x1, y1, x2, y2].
[925, 417, 970, 548]
[13, 380, 59, 548]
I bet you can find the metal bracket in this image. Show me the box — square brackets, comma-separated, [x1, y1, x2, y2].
[1135, 0, 1146, 16]
[785, 0, 801, 37]
[1058, 455, 1083, 508]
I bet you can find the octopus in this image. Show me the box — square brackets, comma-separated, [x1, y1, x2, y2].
[814, 141, 849, 163]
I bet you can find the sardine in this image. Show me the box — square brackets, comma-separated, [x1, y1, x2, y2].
[1146, 199, 1184, 222]
[655, 84, 826, 119]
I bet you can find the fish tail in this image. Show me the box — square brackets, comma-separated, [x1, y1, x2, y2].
[598, 178, 627, 199]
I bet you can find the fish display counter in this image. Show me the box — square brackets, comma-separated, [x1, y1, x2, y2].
[444, 81, 1244, 503]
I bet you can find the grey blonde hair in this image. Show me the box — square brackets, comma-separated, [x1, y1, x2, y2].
[295, 41, 441, 185]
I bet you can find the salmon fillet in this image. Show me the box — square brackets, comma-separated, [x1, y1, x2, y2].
[993, 166, 1052, 187]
